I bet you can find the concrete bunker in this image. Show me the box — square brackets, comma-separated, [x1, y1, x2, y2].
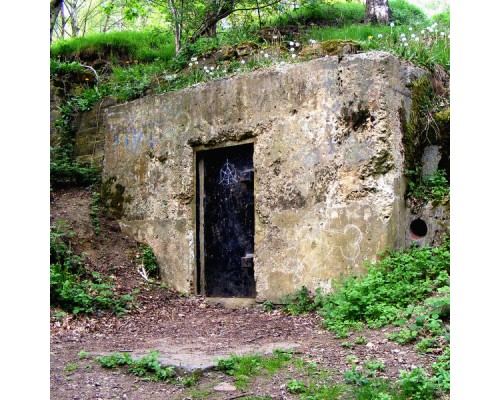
[101, 52, 440, 302]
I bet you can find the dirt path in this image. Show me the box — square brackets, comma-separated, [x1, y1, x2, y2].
[50, 189, 438, 399]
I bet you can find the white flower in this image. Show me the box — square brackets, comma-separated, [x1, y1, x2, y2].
[260, 50, 264, 54]
[223, 69, 227, 73]
[264, 53, 269, 58]
[309, 39, 316, 44]
[411, 34, 415, 38]
[401, 33, 406, 37]
[194, 61, 199, 65]
[295, 42, 300, 47]
[409, 27, 413, 31]
[401, 37, 407, 42]
[272, 35, 278, 39]
[440, 31, 445, 36]
[403, 42, 408, 47]
[241, 60, 245, 64]
[390, 22, 395, 27]
[189, 63, 193, 67]
[420, 30, 425, 35]
[414, 37, 419, 41]
[378, 34, 383, 38]
[190, 57, 197, 62]
[289, 41, 294, 46]
[210, 66, 214, 71]
[291, 54, 297, 58]
[290, 47, 295, 52]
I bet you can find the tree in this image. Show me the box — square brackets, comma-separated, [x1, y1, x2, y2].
[50, 0, 64, 42]
[364, 0, 391, 24]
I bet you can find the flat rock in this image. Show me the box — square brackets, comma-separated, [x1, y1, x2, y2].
[213, 382, 237, 392]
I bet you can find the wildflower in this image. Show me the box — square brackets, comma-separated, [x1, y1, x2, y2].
[368, 36, 373, 40]
[400, 33, 406, 37]
[411, 33, 415, 38]
[295, 42, 300, 47]
[440, 31, 445, 36]
[290, 47, 295, 52]
[291, 54, 297, 58]
[420, 30, 425, 35]
[401, 37, 407, 42]
[390, 22, 394, 27]
[414, 37, 420, 41]
[260, 50, 264, 54]
[309, 39, 317, 44]
[264, 53, 269, 58]
[189, 62, 193, 67]
[241, 60, 245, 64]
[194, 61, 199, 65]
[272, 35, 278, 39]
[403, 42, 408, 47]
[378, 34, 383, 38]
[289, 41, 294, 46]
[191, 57, 197, 62]
[409, 27, 413, 31]
[223, 69, 227, 74]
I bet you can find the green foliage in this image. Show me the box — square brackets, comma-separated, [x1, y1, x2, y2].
[50, 60, 84, 77]
[344, 367, 370, 386]
[319, 239, 450, 337]
[262, 300, 275, 311]
[78, 350, 89, 360]
[65, 363, 79, 373]
[217, 350, 292, 388]
[51, 30, 175, 63]
[50, 223, 134, 315]
[90, 191, 102, 235]
[281, 286, 321, 315]
[50, 146, 101, 190]
[287, 379, 307, 394]
[389, 0, 429, 25]
[273, 1, 365, 28]
[140, 244, 159, 276]
[431, 346, 450, 392]
[96, 350, 176, 382]
[398, 367, 437, 400]
[405, 168, 450, 210]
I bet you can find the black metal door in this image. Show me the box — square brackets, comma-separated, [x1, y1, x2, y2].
[197, 143, 255, 297]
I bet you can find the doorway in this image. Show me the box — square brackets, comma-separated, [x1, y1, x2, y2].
[196, 143, 256, 297]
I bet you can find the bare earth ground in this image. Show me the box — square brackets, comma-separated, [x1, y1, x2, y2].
[50, 188, 442, 400]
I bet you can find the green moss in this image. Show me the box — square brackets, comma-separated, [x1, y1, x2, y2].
[402, 77, 434, 171]
[320, 39, 360, 55]
[101, 177, 129, 218]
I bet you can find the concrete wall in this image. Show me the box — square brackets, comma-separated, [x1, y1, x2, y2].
[102, 51, 421, 302]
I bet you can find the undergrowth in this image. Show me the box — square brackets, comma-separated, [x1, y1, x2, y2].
[96, 350, 177, 382]
[50, 221, 134, 315]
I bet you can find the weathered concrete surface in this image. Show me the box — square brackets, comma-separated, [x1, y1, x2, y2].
[94, 341, 301, 373]
[102, 52, 422, 302]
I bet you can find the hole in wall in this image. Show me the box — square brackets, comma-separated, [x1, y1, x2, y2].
[409, 218, 428, 240]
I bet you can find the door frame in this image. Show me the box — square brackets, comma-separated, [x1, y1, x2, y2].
[193, 139, 255, 297]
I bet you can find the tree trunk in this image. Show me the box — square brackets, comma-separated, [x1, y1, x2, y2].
[50, 0, 63, 42]
[364, 0, 391, 24]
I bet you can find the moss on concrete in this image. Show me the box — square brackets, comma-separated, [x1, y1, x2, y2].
[101, 176, 130, 218]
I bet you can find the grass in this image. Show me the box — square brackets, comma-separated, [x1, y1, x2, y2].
[50, 30, 176, 63]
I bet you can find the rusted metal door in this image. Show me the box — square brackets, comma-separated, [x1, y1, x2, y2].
[196, 143, 255, 297]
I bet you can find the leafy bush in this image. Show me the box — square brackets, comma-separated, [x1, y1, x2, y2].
[50, 145, 101, 189]
[50, 60, 84, 77]
[319, 239, 450, 337]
